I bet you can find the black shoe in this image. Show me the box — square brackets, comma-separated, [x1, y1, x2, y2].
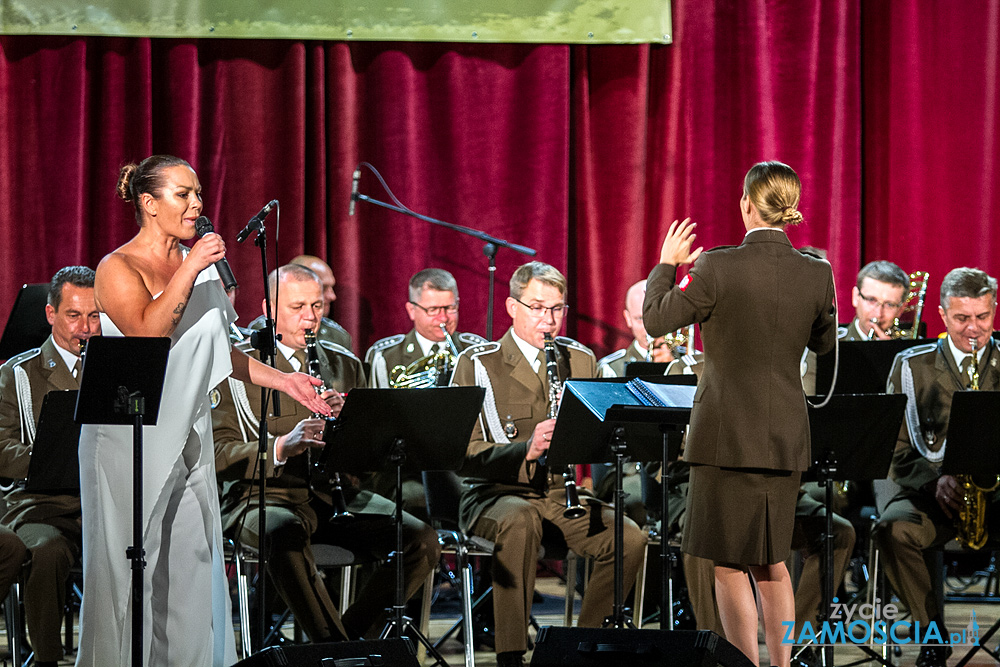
[496, 651, 526, 667]
[916, 644, 953, 667]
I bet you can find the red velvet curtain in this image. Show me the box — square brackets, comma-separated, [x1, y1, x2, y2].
[863, 0, 1000, 335]
[0, 0, 989, 358]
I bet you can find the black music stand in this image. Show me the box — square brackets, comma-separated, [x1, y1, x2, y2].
[804, 393, 906, 667]
[75, 336, 170, 667]
[0, 283, 49, 361]
[319, 386, 485, 667]
[941, 391, 1000, 667]
[625, 362, 671, 377]
[549, 378, 695, 629]
[815, 339, 929, 396]
[24, 390, 82, 494]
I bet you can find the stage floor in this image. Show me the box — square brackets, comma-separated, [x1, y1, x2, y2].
[1, 577, 998, 666]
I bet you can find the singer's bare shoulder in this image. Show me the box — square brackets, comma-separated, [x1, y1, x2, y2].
[94, 247, 156, 314]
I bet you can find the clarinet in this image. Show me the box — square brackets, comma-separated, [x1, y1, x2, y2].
[542, 333, 586, 519]
[303, 330, 353, 522]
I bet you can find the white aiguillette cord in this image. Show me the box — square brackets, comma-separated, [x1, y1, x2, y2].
[807, 264, 838, 409]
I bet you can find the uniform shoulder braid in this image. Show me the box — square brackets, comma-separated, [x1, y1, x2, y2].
[457, 332, 488, 346]
[2, 347, 42, 370]
[364, 334, 405, 363]
[319, 339, 361, 363]
[458, 340, 500, 362]
[596, 348, 627, 368]
[554, 335, 594, 358]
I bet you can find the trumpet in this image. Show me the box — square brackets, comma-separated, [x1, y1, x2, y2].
[542, 333, 586, 520]
[303, 329, 352, 523]
[389, 324, 458, 388]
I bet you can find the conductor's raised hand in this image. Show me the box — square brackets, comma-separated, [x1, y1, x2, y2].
[186, 232, 227, 273]
[283, 372, 332, 416]
[659, 218, 703, 266]
[526, 418, 556, 461]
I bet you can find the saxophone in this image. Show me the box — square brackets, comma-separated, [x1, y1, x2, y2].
[542, 333, 586, 519]
[954, 337, 997, 550]
[303, 329, 352, 522]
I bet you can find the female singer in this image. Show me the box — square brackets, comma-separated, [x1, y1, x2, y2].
[643, 161, 837, 667]
[76, 155, 329, 666]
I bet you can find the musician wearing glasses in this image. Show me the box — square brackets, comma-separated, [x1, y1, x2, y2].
[874, 267, 1000, 667]
[0, 266, 99, 667]
[597, 280, 679, 377]
[848, 261, 910, 340]
[366, 268, 485, 389]
[450, 261, 647, 667]
[248, 254, 353, 352]
[213, 264, 440, 642]
[364, 268, 485, 518]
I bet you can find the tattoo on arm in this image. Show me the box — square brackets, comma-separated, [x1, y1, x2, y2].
[171, 301, 186, 326]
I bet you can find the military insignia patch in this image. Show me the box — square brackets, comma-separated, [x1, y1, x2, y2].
[210, 388, 222, 409]
[504, 414, 518, 439]
[678, 274, 692, 291]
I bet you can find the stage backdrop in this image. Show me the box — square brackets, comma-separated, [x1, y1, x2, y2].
[0, 0, 995, 359]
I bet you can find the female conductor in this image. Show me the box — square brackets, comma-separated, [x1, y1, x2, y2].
[643, 161, 837, 667]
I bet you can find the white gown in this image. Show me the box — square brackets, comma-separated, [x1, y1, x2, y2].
[76, 266, 239, 667]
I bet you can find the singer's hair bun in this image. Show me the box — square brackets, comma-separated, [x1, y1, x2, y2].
[117, 164, 137, 203]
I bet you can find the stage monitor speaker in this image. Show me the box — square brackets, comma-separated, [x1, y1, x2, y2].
[232, 639, 419, 667]
[530, 627, 755, 667]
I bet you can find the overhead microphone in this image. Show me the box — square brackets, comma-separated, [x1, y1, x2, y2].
[194, 216, 238, 290]
[348, 168, 361, 216]
[237, 199, 278, 243]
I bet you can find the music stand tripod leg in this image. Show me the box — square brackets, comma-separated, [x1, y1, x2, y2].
[378, 438, 452, 667]
[603, 427, 636, 629]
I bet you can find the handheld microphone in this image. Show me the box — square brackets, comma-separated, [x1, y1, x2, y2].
[194, 216, 238, 290]
[348, 169, 360, 216]
[237, 199, 278, 243]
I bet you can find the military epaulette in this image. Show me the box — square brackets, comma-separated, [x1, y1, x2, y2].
[234, 338, 256, 354]
[555, 336, 593, 357]
[897, 341, 940, 362]
[596, 348, 627, 368]
[2, 347, 41, 370]
[320, 339, 361, 364]
[322, 317, 348, 335]
[460, 340, 500, 361]
[457, 332, 488, 346]
[365, 334, 405, 363]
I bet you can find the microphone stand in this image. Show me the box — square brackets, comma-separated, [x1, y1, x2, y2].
[243, 221, 281, 652]
[352, 164, 536, 340]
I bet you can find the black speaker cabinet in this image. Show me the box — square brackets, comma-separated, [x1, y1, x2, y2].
[232, 639, 419, 666]
[530, 627, 755, 667]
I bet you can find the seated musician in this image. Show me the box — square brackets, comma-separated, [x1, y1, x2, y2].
[212, 264, 439, 641]
[450, 261, 647, 667]
[0, 266, 100, 667]
[364, 269, 485, 518]
[596, 280, 676, 377]
[874, 267, 1000, 667]
[247, 254, 353, 351]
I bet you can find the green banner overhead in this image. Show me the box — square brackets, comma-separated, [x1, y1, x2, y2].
[0, 0, 673, 44]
